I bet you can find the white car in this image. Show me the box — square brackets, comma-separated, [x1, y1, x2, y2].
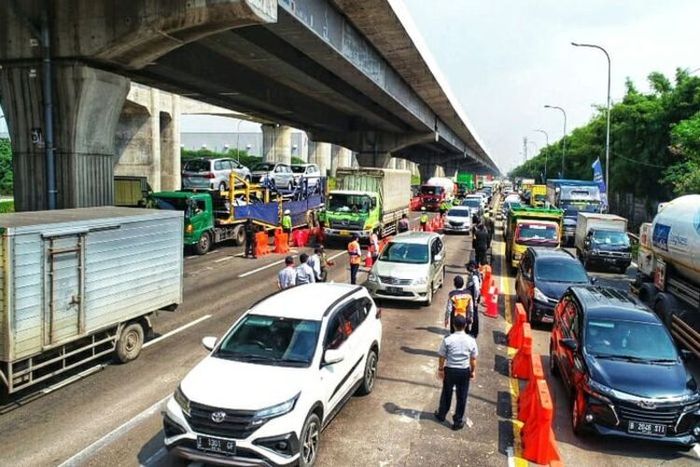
[466, 194, 487, 210]
[366, 231, 446, 306]
[443, 206, 473, 234]
[163, 284, 382, 466]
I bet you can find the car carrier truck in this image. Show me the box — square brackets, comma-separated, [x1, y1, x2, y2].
[0, 207, 184, 399]
[631, 195, 700, 358]
[323, 168, 411, 239]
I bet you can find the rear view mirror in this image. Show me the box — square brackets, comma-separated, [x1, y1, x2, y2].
[201, 336, 217, 351]
[323, 348, 344, 365]
[559, 338, 578, 352]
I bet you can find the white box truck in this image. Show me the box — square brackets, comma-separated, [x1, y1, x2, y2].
[0, 207, 184, 398]
[574, 212, 631, 272]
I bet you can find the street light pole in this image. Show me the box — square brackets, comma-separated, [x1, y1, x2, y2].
[544, 105, 567, 177]
[235, 119, 244, 162]
[572, 41, 611, 198]
[534, 129, 549, 181]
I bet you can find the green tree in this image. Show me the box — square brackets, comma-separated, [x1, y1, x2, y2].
[0, 138, 13, 195]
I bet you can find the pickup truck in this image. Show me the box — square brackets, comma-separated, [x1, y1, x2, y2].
[574, 212, 631, 272]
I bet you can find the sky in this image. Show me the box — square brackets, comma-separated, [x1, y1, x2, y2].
[400, 0, 700, 173]
[3, 1, 700, 173]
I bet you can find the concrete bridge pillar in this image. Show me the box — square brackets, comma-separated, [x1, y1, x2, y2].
[262, 124, 292, 164]
[418, 163, 439, 183]
[308, 141, 331, 176]
[355, 151, 392, 168]
[330, 146, 353, 176]
[0, 63, 129, 210]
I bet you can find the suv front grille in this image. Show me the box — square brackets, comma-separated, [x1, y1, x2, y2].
[617, 403, 681, 426]
[330, 220, 364, 230]
[379, 276, 412, 285]
[186, 401, 260, 439]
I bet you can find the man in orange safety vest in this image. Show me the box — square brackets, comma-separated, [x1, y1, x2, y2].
[347, 233, 362, 285]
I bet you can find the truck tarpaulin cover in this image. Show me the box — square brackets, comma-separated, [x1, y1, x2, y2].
[232, 194, 324, 226]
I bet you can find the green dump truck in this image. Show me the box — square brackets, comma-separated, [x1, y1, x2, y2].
[323, 168, 411, 240]
[456, 171, 475, 196]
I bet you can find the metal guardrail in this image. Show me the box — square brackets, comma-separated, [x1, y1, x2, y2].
[671, 315, 700, 359]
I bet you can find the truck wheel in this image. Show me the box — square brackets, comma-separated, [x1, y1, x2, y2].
[115, 323, 144, 363]
[232, 225, 245, 246]
[638, 282, 658, 305]
[194, 232, 211, 255]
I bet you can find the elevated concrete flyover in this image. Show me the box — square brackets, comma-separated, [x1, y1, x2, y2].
[0, 0, 498, 210]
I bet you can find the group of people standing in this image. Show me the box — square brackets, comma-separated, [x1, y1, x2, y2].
[435, 261, 482, 431]
[277, 246, 331, 289]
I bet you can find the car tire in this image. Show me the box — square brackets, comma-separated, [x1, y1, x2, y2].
[571, 392, 586, 436]
[549, 343, 559, 377]
[424, 283, 433, 307]
[356, 349, 378, 396]
[194, 231, 211, 255]
[115, 322, 144, 363]
[299, 412, 321, 467]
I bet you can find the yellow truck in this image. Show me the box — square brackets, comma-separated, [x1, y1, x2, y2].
[505, 206, 564, 272]
[530, 184, 547, 207]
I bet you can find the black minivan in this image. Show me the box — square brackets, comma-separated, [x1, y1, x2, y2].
[550, 286, 700, 448]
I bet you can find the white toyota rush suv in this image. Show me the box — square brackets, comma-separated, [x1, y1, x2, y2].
[163, 283, 382, 466]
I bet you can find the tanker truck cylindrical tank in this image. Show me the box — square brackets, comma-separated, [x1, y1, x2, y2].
[651, 194, 700, 284]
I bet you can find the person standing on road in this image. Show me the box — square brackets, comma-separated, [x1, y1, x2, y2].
[434, 314, 478, 431]
[445, 276, 474, 334]
[369, 230, 380, 264]
[282, 209, 293, 243]
[295, 253, 316, 285]
[347, 233, 362, 285]
[244, 218, 256, 259]
[473, 223, 490, 266]
[439, 200, 449, 218]
[465, 261, 481, 338]
[398, 213, 410, 233]
[308, 247, 324, 282]
[419, 207, 429, 231]
[278, 256, 297, 290]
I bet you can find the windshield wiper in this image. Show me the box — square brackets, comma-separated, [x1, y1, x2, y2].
[592, 354, 656, 363]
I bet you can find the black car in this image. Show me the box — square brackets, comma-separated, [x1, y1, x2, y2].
[550, 286, 700, 448]
[515, 248, 592, 324]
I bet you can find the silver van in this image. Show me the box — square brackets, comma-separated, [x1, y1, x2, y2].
[182, 158, 251, 192]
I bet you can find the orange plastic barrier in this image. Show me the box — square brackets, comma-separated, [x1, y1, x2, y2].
[484, 286, 499, 318]
[521, 379, 561, 465]
[480, 265, 492, 298]
[292, 229, 310, 247]
[364, 255, 373, 267]
[507, 303, 527, 348]
[518, 352, 544, 422]
[511, 323, 532, 380]
[255, 231, 271, 256]
[274, 231, 289, 253]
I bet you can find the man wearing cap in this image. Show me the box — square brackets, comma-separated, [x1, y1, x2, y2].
[282, 209, 293, 244]
[347, 233, 362, 285]
[434, 314, 478, 431]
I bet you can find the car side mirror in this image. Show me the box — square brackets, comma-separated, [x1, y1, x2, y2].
[323, 348, 344, 365]
[434, 252, 444, 262]
[559, 338, 578, 352]
[201, 336, 217, 351]
[590, 277, 598, 285]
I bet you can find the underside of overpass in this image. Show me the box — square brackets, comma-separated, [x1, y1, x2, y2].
[0, 0, 498, 210]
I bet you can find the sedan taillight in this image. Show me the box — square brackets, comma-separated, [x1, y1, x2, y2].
[203, 172, 215, 179]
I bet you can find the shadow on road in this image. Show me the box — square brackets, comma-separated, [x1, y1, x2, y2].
[414, 325, 448, 336]
[401, 346, 439, 358]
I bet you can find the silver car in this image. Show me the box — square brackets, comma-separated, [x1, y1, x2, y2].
[443, 206, 473, 234]
[366, 232, 446, 306]
[250, 162, 296, 190]
[181, 158, 251, 192]
[291, 163, 322, 188]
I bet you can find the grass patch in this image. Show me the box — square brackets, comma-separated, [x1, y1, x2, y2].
[0, 199, 14, 213]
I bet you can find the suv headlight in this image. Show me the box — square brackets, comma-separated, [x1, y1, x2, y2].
[413, 277, 427, 285]
[174, 385, 191, 416]
[368, 271, 378, 283]
[252, 393, 300, 425]
[533, 287, 549, 303]
[586, 378, 614, 402]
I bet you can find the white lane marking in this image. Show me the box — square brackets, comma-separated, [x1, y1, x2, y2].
[506, 446, 515, 467]
[214, 256, 233, 263]
[238, 256, 295, 278]
[57, 396, 169, 467]
[693, 443, 700, 459]
[140, 446, 166, 467]
[143, 315, 212, 349]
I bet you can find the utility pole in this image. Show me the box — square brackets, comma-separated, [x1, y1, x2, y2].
[523, 137, 528, 162]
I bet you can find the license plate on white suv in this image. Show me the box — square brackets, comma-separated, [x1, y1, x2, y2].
[197, 435, 237, 455]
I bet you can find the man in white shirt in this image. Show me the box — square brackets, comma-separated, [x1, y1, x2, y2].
[307, 247, 323, 282]
[434, 315, 478, 430]
[295, 253, 316, 285]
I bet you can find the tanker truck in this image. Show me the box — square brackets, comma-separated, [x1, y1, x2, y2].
[631, 195, 700, 358]
[419, 177, 456, 211]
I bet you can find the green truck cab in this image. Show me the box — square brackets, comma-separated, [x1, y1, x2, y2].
[150, 191, 235, 255]
[323, 168, 411, 240]
[505, 205, 564, 272]
[456, 171, 475, 196]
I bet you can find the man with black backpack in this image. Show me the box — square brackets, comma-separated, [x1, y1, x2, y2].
[444, 276, 474, 334]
